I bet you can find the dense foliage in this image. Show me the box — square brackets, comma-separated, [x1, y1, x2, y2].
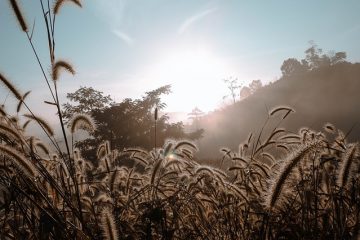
[63, 85, 204, 161]
[62, 87, 114, 121]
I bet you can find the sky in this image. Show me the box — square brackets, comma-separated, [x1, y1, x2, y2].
[1, 0, 360, 119]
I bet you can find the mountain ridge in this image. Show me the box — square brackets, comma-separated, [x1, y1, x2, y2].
[196, 62, 360, 158]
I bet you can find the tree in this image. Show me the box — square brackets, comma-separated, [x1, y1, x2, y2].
[239, 80, 263, 100]
[240, 86, 251, 99]
[188, 107, 204, 121]
[249, 79, 263, 94]
[329, 51, 347, 65]
[223, 77, 241, 104]
[188, 107, 204, 130]
[304, 42, 334, 69]
[305, 41, 347, 70]
[62, 86, 113, 121]
[280, 58, 307, 77]
[281, 43, 348, 77]
[66, 85, 203, 160]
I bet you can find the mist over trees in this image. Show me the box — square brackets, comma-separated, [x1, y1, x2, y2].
[240, 79, 263, 100]
[194, 45, 359, 159]
[281, 42, 347, 76]
[223, 77, 241, 104]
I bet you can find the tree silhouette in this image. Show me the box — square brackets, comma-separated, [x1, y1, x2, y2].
[281, 42, 347, 77]
[249, 79, 263, 93]
[280, 58, 307, 76]
[240, 86, 251, 99]
[62, 86, 114, 121]
[305, 43, 346, 69]
[223, 77, 241, 104]
[188, 107, 204, 130]
[65, 85, 203, 160]
[239, 80, 263, 100]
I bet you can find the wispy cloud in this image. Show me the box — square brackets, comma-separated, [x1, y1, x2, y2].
[112, 29, 134, 45]
[92, 0, 134, 45]
[178, 8, 217, 34]
[92, 0, 127, 26]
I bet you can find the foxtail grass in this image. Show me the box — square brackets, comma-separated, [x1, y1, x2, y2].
[69, 113, 96, 133]
[100, 209, 119, 240]
[52, 60, 75, 81]
[0, 144, 36, 177]
[8, 0, 28, 32]
[337, 143, 358, 188]
[0, 72, 22, 100]
[265, 140, 322, 210]
[53, 0, 82, 15]
[24, 113, 55, 136]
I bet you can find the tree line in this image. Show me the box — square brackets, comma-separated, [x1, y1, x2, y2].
[62, 85, 203, 160]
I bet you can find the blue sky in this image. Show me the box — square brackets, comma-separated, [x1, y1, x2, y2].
[1, 0, 360, 116]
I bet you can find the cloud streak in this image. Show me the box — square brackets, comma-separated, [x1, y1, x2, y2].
[112, 29, 134, 45]
[178, 8, 217, 34]
[92, 0, 127, 26]
[92, 1, 134, 45]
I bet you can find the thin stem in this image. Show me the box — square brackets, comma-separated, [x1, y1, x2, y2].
[54, 81, 85, 228]
[39, 0, 54, 63]
[22, 102, 62, 155]
[25, 32, 56, 102]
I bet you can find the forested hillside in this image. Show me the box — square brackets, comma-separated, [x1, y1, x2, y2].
[197, 61, 360, 158]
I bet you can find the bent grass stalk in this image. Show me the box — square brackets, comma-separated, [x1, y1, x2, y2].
[8, 0, 28, 32]
[337, 144, 358, 188]
[0, 144, 36, 177]
[265, 140, 321, 210]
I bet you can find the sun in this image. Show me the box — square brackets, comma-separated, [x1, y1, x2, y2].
[143, 46, 235, 113]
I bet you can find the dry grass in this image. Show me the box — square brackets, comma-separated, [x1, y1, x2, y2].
[1, 1, 360, 239]
[2, 94, 360, 239]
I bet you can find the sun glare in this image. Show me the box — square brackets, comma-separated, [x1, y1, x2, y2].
[144, 46, 235, 113]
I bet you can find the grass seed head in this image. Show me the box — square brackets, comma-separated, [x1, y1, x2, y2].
[52, 60, 75, 81]
[8, 0, 28, 32]
[69, 113, 96, 134]
[0, 72, 22, 100]
[100, 209, 119, 240]
[53, 0, 82, 15]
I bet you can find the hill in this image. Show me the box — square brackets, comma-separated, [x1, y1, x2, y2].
[196, 62, 360, 159]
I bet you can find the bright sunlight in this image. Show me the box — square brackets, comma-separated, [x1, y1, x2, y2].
[144, 46, 236, 113]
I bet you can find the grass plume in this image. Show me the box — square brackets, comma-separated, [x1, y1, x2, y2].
[100, 209, 119, 240]
[8, 0, 28, 32]
[265, 140, 321, 210]
[337, 143, 358, 188]
[0, 72, 22, 100]
[0, 144, 36, 177]
[24, 113, 55, 136]
[269, 106, 294, 117]
[69, 113, 96, 133]
[0, 122, 24, 143]
[53, 0, 82, 15]
[52, 60, 75, 81]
